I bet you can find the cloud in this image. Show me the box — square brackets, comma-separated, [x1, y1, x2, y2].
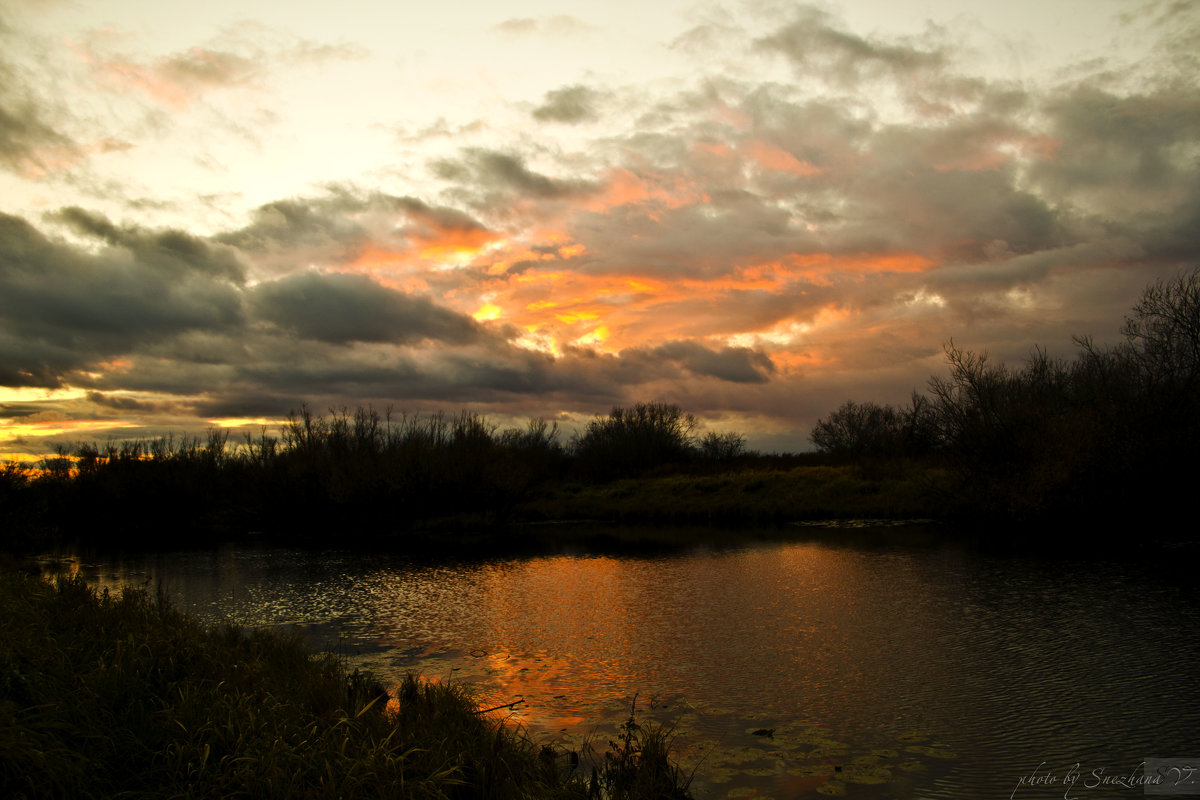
[216, 188, 501, 281]
[0, 104, 73, 176]
[0, 211, 245, 388]
[648, 340, 775, 383]
[248, 270, 484, 346]
[433, 149, 598, 203]
[755, 6, 947, 88]
[84, 390, 162, 413]
[493, 15, 596, 38]
[533, 85, 600, 123]
[53, 206, 247, 282]
[1031, 85, 1200, 216]
[218, 192, 390, 267]
[0, 29, 84, 177]
[71, 25, 363, 110]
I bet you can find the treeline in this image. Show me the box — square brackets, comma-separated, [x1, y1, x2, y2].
[810, 268, 1200, 526]
[0, 402, 753, 550]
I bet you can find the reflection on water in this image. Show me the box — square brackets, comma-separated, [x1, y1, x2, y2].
[56, 535, 1200, 799]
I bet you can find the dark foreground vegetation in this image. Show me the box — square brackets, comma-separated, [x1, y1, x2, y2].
[1, 269, 1196, 551]
[0, 570, 691, 799]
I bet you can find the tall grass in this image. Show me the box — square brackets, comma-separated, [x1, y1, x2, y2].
[584, 697, 692, 800]
[0, 571, 691, 799]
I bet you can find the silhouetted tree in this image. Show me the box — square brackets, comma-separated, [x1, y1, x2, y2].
[1123, 267, 1200, 388]
[810, 394, 936, 458]
[699, 431, 746, 463]
[573, 401, 698, 479]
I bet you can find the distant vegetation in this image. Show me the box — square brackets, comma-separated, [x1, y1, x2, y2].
[0, 399, 762, 551]
[810, 267, 1200, 527]
[0, 570, 692, 799]
[1, 269, 1196, 550]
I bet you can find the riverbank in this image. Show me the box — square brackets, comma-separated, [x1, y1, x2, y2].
[0, 570, 692, 799]
[1, 456, 956, 554]
[514, 464, 949, 528]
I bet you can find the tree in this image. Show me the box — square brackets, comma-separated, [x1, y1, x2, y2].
[1122, 267, 1200, 388]
[810, 395, 934, 458]
[699, 431, 746, 463]
[573, 401, 698, 478]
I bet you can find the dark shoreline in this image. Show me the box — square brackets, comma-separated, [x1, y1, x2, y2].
[0, 569, 693, 800]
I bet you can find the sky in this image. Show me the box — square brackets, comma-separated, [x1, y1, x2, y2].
[1, 0, 1198, 458]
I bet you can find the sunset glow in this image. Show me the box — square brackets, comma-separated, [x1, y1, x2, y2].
[0, 0, 1195, 458]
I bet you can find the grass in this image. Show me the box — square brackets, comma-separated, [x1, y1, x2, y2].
[587, 697, 692, 800]
[0, 570, 692, 799]
[517, 464, 951, 527]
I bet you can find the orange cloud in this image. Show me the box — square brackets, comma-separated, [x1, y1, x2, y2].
[744, 140, 821, 176]
[433, 239, 941, 360]
[339, 208, 937, 370]
[587, 169, 710, 213]
[473, 303, 503, 321]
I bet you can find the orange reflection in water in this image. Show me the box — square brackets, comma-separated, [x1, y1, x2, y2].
[437, 545, 916, 739]
[472, 556, 634, 731]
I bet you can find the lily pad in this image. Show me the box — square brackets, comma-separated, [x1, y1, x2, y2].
[905, 745, 958, 759]
[788, 764, 835, 778]
[842, 764, 893, 784]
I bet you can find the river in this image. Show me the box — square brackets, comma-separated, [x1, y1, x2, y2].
[51, 530, 1200, 799]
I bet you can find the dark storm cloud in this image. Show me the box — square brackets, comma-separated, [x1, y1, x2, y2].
[533, 85, 600, 123]
[648, 341, 775, 383]
[84, 391, 162, 412]
[248, 271, 483, 345]
[53, 206, 246, 282]
[135, 334, 623, 417]
[0, 212, 245, 387]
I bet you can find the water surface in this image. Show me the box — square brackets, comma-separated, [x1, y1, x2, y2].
[58, 534, 1200, 799]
